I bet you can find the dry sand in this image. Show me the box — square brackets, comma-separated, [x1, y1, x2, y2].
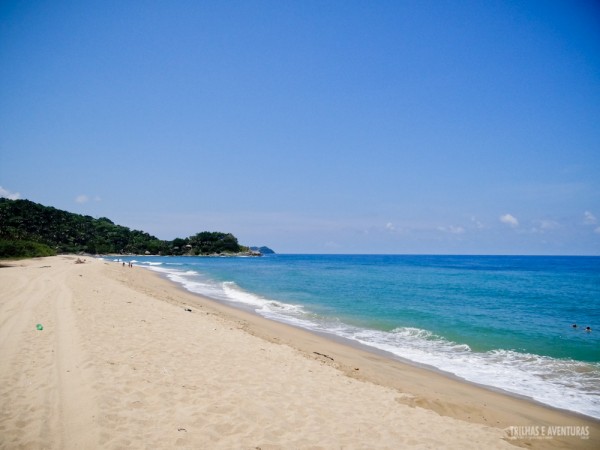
[0, 255, 597, 449]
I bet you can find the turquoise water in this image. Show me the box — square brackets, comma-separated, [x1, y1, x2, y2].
[115, 254, 600, 418]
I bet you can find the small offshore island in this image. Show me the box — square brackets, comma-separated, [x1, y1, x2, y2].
[0, 198, 274, 258]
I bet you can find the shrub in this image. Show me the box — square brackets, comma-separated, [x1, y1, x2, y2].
[0, 240, 56, 258]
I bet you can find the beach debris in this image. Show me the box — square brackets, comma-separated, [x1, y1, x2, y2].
[184, 308, 192, 312]
[313, 352, 334, 361]
[36, 324, 43, 330]
[177, 428, 187, 432]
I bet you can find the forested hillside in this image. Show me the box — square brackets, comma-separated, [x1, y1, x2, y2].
[0, 198, 253, 257]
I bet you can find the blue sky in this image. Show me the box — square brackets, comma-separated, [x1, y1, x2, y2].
[1, 0, 599, 254]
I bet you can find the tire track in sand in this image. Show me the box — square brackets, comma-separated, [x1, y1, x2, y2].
[0, 257, 100, 449]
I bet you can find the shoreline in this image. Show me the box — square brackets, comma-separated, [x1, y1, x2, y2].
[134, 257, 599, 422]
[120, 260, 600, 440]
[1, 255, 597, 448]
[160, 269, 594, 417]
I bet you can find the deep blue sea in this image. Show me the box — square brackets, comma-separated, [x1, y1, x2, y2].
[111, 254, 600, 419]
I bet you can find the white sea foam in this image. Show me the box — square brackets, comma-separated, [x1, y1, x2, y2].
[137, 263, 600, 419]
[222, 282, 308, 318]
[340, 328, 600, 418]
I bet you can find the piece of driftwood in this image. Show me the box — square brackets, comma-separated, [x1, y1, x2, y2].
[313, 352, 334, 361]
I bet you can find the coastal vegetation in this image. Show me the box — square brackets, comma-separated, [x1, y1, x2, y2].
[0, 198, 272, 258]
[0, 239, 56, 258]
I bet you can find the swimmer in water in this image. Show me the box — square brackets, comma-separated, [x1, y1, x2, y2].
[585, 326, 592, 332]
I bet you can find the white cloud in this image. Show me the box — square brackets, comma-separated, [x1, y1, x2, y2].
[540, 220, 559, 229]
[0, 186, 21, 200]
[74, 194, 101, 204]
[538, 220, 560, 231]
[385, 222, 396, 231]
[470, 216, 484, 229]
[531, 220, 561, 234]
[500, 213, 519, 227]
[584, 211, 597, 225]
[438, 225, 465, 234]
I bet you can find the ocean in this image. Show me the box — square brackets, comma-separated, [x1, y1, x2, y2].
[113, 254, 600, 419]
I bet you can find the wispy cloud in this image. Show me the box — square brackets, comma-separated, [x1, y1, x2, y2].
[500, 213, 519, 227]
[385, 222, 396, 232]
[594, 227, 600, 235]
[0, 186, 21, 200]
[531, 219, 560, 234]
[437, 225, 465, 234]
[584, 211, 597, 225]
[75, 194, 101, 204]
[470, 216, 484, 229]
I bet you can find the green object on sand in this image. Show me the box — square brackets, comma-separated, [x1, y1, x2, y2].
[36, 324, 43, 330]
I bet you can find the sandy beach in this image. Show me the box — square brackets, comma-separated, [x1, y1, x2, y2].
[0, 256, 597, 449]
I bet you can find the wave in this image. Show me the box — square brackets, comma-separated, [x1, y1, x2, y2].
[141, 263, 600, 419]
[339, 328, 600, 419]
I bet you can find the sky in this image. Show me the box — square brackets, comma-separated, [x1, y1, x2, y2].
[1, 0, 599, 255]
